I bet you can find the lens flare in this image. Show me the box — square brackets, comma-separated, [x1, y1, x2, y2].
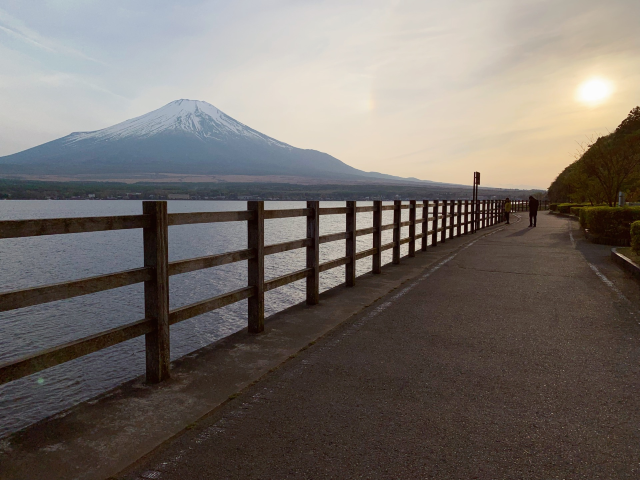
[576, 78, 613, 106]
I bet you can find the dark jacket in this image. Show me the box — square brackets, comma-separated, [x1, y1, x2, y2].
[529, 198, 539, 213]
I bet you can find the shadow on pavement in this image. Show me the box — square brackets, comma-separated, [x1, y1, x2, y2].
[506, 227, 533, 237]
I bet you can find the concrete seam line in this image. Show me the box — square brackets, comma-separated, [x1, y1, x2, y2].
[587, 262, 629, 304]
[567, 219, 638, 318]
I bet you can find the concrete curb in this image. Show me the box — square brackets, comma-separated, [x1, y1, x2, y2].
[611, 247, 640, 279]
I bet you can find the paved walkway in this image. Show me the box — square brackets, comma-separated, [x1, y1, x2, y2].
[123, 213, 640, 479]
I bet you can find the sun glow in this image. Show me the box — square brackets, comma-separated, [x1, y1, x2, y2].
[576, 78, 613, 106]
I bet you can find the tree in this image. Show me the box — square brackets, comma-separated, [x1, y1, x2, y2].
[548, 107, 640, 206]
[580, 128, 640, 206]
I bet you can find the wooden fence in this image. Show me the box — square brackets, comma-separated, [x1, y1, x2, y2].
[0, 198, 535, 386]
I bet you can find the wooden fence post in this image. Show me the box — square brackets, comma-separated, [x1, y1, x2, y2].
[422, 200, 429, 251]
[482, 200, 486, 229]
[457, 200, 462, 237]
[248, 201, 264, 333]
[306, 200, 320, 304]
[393, 200, 401, 264]
[449, 200, 455, 238]
[409, 200, 416, 257]
[346, 200, 356, 286]
[441, 200, 448, 243]
[432, 201, 439, 246]
[143, 200, 170, 383]
[471, 198, 476, 234]
[373, 200, 382, 273]
[489, 200, 496, 225]
[464, 200, 469, 234]
[490, 200, 494, 226]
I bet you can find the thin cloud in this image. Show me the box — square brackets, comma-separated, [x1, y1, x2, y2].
[0, 8, 104, 63]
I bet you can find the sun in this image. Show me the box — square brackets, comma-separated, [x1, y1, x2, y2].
[576, 78, 613, 106]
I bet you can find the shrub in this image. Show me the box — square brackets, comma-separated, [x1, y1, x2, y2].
[579, 208, 590, 228]
[557, 203, 587, 214]
[570, 206, 583, 216]
[632, 221, 640, 254]
[583, 207, 640, 240]
[550, 203, 558, 211]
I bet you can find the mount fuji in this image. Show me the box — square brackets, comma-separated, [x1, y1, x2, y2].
[0, 99, 425, 183]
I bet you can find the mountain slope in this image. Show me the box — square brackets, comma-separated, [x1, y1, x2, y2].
[0, 99, 427, 183]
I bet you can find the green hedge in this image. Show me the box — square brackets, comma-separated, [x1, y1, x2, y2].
[570, 206, 584, 216]
[557, 203, 587, 214]
[579, 208, 589, 228]
[582, 207, 640, 240]
[632, 221, 640, 254]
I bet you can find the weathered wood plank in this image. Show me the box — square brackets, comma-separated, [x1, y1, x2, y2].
[381, 223, 395, 232]
[318, 207, 349, 215]
[399, 237, 411, 246]
[318, 256, 351, 273]
[168, 211, 253, 226]
[409, 200, 416, 257]
[380, 241, 395, 252]
[449, 200, 455, 238]
[0, 318, 154, 386]
[400, 220, 413, 228]
[346, 201, 356, 287]
[393, 200, 401, 264]
[355, 206, 375, 213]
[381, 205, 395, 211]
[319, 231, 348, 244]
[306, 201, 320, 305]
[265, 268, 312, 292]
[464, 200, 469, 235]
[247, 201, 264, 333]
[264, 238, 311, 256]
[373, 200, 382, 274]
[169, 249, 254, 276]
[0, 268, 151, 312]
[355, 247, 377, 261]
[422, 200, 429, 251]
[169, 287, 255, 325]
[440, 200, 448, 243]
[431, 201, 439, 247]
[143, 201, 171, 383]
[263, 208, 313, 220]
[355, 226, 375, 237]
[0, 215, 150, 239]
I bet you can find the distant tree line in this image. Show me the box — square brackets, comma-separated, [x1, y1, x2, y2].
[0, 179, 544, 202]
[549, 107, 640, 205]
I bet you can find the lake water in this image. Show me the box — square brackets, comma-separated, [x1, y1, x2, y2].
[0, 200, 461, 437]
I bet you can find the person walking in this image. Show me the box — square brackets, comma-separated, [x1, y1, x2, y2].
[529, 196, 539, 227]
[504, 198, 511, 224]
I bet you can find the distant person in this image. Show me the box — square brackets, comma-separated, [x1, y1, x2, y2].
[529, 196, 539, 227]
[504, 198, 511, 224]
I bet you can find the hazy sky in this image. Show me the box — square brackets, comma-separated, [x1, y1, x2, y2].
[1, 0, 639, 189]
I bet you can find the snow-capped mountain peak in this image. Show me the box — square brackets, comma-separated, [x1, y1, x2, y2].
[65, 99, 290, 148]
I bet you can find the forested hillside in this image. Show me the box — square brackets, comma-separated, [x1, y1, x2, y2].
[548, 107, 640, 205]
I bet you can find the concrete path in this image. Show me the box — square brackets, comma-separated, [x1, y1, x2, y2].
[122, 212, 640, 479]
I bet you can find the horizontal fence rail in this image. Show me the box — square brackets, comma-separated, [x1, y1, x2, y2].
[0, 198, 526, 386]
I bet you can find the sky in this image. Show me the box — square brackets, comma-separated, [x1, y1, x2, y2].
[1, 0, 639, 189]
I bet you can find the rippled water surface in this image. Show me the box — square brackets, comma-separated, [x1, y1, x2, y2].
[0, 200, 465, 437]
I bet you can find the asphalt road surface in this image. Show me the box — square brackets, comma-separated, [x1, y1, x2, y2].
[123, 212, 640, 479]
